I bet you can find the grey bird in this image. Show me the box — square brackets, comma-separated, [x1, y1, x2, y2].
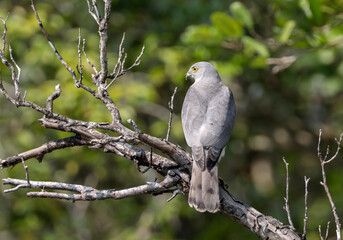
[181, 62, 236, 213]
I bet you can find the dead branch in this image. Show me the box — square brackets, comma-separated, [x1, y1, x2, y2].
[82, 38, 98, 74]
[319, 221, 330, 240]
[31, 0, 78, 85]
[165, 87, 178, 141]
[303, 176, 310, 239]
[0, 45, 21, 100]
[0, 14, 9, 52]
[106, 33, 145, 88]
[77, 29, 83, 85]
[282, 157, 294, 228]
[317, 129, 342, 240]
[3, 171, 180, 201]
[86, 0, 100, 24]
[97, 0, 111, 88]
[0, 136, 90, 168]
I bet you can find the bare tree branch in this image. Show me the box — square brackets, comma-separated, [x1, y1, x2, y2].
[282, 157, 295, 228]
[31, 0, 78, 86]
[303, 176, 310, 239]
[165, 87, 178, 141]
[3, 171, 180, 201]
[317, 129, 342, 240]
[0, 136, 90, 168]
[97, 0, 111, 87]
[0, 45, 21, 101]
[8, 45, 21, 98]
[77, 29, 83, 85]
[85, 0, 100, 24]
[319, 221, 330, 240]
[21, 157, 30, 186]
[0, 14, 9, 52]
[82, 38, 98, 74]
[106, 33, 145, 88]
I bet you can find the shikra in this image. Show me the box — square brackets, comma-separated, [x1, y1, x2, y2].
[181, 61, 236, 213]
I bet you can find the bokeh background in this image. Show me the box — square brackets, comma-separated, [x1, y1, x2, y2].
[1, 0, 343, 239]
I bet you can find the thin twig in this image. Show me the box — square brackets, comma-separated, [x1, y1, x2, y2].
[319, 223, 323, 240]
[9, 45, 21, 99]
[105, 33, 125, 88]
[0, 14, 9, 53]
[282, 157, 294, 228]
[302, 176, 310, 239]
[165, 87, 177, 141]
[31, 0, 78, 86]
[21, 157, 30, 186]
[76, 29, 83, 86]
[105, 34, 145, 89]
[106, 44, 145, 82]
[317, 129, 342, 240]
[319, 221, 331, 240]
[166, 189, 184, 202]
[85, 0, 100, 24]
[325, 221, 330, 240]
[112, 32, 125, 74]
[127, 119, 142, 134]
[82, 38, 98, 74]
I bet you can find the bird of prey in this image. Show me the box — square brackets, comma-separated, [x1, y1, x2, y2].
[181, 62, 236, 213]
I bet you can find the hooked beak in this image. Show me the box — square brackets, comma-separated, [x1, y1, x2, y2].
[185, 71, 193, 80]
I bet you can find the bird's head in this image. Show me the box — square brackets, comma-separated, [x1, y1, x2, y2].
[185, 62, 219, 82]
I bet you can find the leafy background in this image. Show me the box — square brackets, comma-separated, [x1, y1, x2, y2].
[1, 0, 343, 239]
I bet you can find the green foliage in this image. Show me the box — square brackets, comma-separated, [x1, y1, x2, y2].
[1, 0, 343, 239]
[210, 12, 243, 39]
[230, 2, 253, 30]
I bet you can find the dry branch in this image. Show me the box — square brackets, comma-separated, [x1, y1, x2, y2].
[317, 129, 342, 240]
[282, 157, 294, 228]
[3, 171, 180, 201]
[303, 176, 310, 239]
[165, 87, 178, 141]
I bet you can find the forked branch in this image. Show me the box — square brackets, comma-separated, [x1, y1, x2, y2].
[317, 129, 342, 240]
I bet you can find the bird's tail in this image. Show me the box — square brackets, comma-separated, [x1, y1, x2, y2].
[188, 147, 220, 213]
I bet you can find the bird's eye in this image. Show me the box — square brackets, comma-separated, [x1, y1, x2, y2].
[192, 66, 198, 72]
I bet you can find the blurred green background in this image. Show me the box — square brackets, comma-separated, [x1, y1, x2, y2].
[1, 0, 343, 239]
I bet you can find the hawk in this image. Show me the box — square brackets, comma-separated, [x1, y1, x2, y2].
[181, 62, 236, 212]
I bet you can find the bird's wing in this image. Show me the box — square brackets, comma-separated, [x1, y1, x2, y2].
[199, 86, 235, 148]
[181, 86, 207, 147]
